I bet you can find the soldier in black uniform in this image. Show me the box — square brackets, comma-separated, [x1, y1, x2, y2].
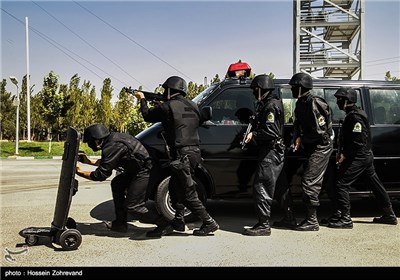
[76, 124, 169, 233]
[242, 74, 288, 236]
[289, 73, 334, 231]
[134, 76, 219, 237]
[327, 87, 398, 228]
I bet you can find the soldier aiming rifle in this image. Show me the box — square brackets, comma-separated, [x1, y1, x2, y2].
[126, 87, 164, 103]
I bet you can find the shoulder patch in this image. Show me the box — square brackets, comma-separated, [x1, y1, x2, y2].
[318, 115, 326, 126]
[353, 122, 362, 133]
[266, 112, 275, 123]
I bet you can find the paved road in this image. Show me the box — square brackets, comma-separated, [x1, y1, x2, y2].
[1, 159, 399, 268]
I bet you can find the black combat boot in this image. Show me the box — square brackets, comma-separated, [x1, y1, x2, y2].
[108, 209, 128, 233]
[243, 220, 271, 236]
[146, 219, 174, 238]
[193, 218, 219, 236]
[170, 207, 186, 232]
[295, 206, 319, 231]
[328, 212, 353, 229]
[320, 210, 342, 226]
[105, 220, 128, 233]
[130, 208, 163, 224]
[373, 206, 398, 225]
[273, 207, 297, 229]
[170, 218, 186, 232]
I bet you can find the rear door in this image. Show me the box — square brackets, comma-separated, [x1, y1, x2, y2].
[367, 87, 400, 190]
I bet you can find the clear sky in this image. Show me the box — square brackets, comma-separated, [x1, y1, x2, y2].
[1, 0, 399, 98]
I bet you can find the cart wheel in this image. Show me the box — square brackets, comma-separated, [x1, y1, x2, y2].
[66, 217, 77, 229]
[25, 235, 39, 246]
[59, 229, 82, 251]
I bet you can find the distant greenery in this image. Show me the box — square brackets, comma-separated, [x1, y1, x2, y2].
[385, 71, 399, 81]
[0, 141, 100, 158]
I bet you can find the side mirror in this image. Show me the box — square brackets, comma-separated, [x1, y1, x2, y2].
[201, 106, 212, 122]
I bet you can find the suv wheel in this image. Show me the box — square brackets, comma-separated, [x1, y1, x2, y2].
[155, 176, 207, 222]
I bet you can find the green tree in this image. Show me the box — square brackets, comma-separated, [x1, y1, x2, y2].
[59, 83, 74, 136]
[187, 81, 206, 100]
[97, 78, 113, 128]
[30, 93, 46, 140]
[0, 79, 16, 140]
[19, 75, 36, 140]
[66, 74, 82, 129]
[113, 87, 134, 132]
[18, 75, 28, 140]
[211, 74, 221, 84]
[80, 81, 98, 129]
[127, 104, 149, 136]
[385, 71, 399, 81]
[267, 72, 275, 79]
[38, 71, 73, 140]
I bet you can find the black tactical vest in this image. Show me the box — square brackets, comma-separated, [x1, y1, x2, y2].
[167, 96, 200, 148]
[106, 132, 151, 172]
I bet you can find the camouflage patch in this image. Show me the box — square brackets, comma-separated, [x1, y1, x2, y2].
[318, 116, 326, 126]
[266, 112, 275, 123]
[353, 122, 362, 133]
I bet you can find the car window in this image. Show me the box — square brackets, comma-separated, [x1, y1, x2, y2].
[192, 84, 218, 105]
[280, 87, 296, 123]
[322, 88, 361, 124]
[370, 89, 400, 124]
[208, 88, 255, 125]
[280, 86, 361, 124]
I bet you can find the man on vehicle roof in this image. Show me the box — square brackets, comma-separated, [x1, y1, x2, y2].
[226, 60, 252, 79]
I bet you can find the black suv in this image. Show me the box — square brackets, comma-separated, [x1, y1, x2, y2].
[137, 77, 400, 220]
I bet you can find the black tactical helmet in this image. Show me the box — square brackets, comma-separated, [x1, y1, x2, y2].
[162, 76, 187, 96]
[83, 124, 110, 143]
[250, 74, 275, 90]
[334, 87, 357, 103]
[289, 73, 313, 89]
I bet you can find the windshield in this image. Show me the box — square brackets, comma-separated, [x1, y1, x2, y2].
[192, 84, 218, 105]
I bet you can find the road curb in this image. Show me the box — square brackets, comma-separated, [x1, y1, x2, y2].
[3, 156, 101, 160]
[5, 156, 57, 160]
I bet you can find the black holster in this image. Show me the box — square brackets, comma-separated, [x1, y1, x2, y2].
[170, 155, 194, 187]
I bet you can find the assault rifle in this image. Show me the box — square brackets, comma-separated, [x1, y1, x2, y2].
[126, 87, 164, 102]
[240, 101, 261, 150]
[240, 115, 255, 150]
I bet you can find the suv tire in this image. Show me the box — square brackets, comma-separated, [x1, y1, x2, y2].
[155, 176, 207, 222]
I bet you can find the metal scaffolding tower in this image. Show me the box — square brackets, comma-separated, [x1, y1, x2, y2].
[293, 0, 365, 79]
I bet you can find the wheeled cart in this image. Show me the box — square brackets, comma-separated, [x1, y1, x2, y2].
[20, 127, 82, 250]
